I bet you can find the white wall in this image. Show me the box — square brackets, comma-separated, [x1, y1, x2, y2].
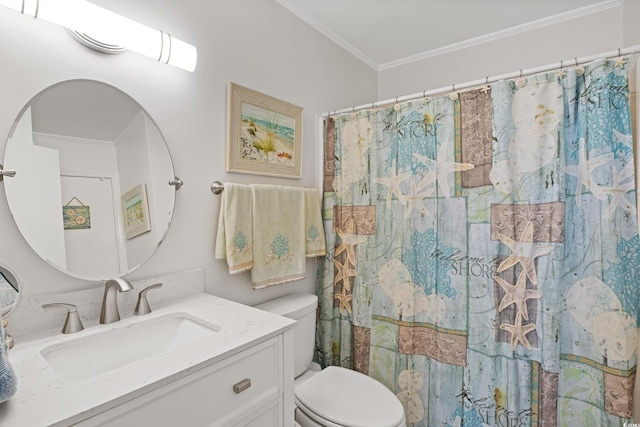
[0, 0, 376, 307]
[378, 4, 635, 100]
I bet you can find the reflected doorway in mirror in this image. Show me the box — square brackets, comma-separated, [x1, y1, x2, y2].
[122, 183, 151, 239]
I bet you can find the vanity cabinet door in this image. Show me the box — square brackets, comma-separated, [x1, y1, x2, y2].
[74, 336, 284, 427]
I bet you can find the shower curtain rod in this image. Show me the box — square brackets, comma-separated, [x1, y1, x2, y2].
[322, 44, 640, 117]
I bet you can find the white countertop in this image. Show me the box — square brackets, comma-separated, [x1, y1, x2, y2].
[0, 293, 295, 426]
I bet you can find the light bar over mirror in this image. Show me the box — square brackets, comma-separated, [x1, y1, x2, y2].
[0, 0, 197, 72]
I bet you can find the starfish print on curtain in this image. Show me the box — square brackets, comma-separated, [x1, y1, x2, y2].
[333, 257, 356, 292]
[564, 137, 612, 206]
[401, 180, 435, 217]
[332, 224, 368, 315]
[495, 269, 542, 320]
[334, 288, 353, 314]
[496, 221, 553, 285]
[335, 227, 358, 266]
[601, 161, 636, 219]
[413, 137, 474, 198]
[500, 311, 537, 351]
[376, 159, 412, 208]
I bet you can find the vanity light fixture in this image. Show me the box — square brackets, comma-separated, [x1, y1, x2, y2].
[0, 0, 197, 72]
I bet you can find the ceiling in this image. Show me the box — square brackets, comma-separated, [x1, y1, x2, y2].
[274, 0, 619, 70]
[30, 81, 143, 142]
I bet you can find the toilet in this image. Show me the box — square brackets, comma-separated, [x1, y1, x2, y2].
[255, 293, 406, 427]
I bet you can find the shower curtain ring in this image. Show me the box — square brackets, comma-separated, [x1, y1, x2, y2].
[394, 97, 401, 111]
[449, 84, 459, 100]
[481, 76, 491, 93]
[516, 69, 526, 88]
[574, 57, 578, 67]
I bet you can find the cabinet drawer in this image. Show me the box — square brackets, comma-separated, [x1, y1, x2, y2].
[77, 337, 281, 427]
[209, 338, 279, 416]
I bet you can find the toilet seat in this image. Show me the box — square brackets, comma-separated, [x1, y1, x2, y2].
[295, 366, 406, 427]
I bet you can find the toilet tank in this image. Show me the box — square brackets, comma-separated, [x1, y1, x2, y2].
[255, 293, 317, 378]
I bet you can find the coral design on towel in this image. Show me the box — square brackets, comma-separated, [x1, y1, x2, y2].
[266, 234, 294, 264]
[307, 226, 321, 244]
[230, 231, 251, 255]
[215, 183, 325, 288]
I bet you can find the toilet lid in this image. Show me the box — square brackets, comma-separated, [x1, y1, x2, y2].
[295, 366, 405, 427]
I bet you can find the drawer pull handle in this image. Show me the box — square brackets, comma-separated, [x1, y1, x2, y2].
[233, 378, 252, 394]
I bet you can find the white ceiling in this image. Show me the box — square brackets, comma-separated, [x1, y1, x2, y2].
[30, 81, 142, 142]
[275, 0, 619, 70]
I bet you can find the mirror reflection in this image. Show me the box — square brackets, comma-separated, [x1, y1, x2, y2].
[3, 80, 176, 281]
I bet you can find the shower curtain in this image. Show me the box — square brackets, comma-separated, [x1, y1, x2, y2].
[316, 59, 638, 426]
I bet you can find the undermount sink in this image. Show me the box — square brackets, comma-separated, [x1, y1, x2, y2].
[41, 313, 221, 381]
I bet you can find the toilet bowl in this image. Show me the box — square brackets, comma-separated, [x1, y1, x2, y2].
[255, 293, 406, 427]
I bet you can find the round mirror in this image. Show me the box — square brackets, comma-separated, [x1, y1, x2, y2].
[0, 265, 19, 317]
[3, 80, 176, 281]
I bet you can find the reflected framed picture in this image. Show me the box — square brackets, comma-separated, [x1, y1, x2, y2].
[62, 198, 91, 230]
[122, 183, 151, 239]
[226, 82, 303, 179]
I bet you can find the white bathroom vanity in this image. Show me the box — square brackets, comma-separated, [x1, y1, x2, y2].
[0, 285, 295, 426]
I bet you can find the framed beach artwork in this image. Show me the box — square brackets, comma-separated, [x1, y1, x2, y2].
[122, 183, 151, 239]
[226, 82, 303, 178]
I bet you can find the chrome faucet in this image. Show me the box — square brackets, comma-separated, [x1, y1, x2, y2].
[134, 283, 163, 316]
[42, 303, 84, 334]
[100, 278, 133, 324]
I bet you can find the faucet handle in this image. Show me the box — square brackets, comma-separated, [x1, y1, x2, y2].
[42, 303, 84, 334]
[134, 283, 163, 316]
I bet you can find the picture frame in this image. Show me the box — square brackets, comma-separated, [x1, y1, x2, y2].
[122, 183, 151, 239]
[63, 205, 91, 230]
[62, 197, 91, 230]
[226, 82, 303, 179]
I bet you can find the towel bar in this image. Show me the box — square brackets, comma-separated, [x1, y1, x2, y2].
[211, 181, 319, 196]
[211, 181, 224, 194]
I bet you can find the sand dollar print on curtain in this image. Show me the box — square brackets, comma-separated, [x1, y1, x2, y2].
[316, 58, 639, 426]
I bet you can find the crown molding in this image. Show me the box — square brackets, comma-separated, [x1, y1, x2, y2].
[379, 0, 623, 71]
[275, 0, 623, 72]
